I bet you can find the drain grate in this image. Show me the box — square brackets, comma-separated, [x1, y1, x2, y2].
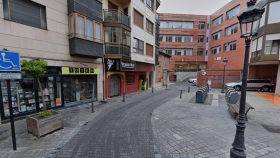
[262, 124, 280, 134]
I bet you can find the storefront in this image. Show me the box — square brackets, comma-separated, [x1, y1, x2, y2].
[0, 66, 100, 121]
[105, 59, 152, 98]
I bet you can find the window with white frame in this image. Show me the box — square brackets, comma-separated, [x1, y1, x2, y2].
[226, 6, 240, 20]
[133, 38, 144, 54]
[264, 40, 280, 54]
[146, 0, 154, 11]
[166, 36, 172, 42]
[199, 22, 205, 29]
[213, 15, 223, 27]
[159, 35, 193, 42]
[185, 36, 193, 42]
[175, 36, 183, 42]
[185, 49, 193, 56]
[159, 35, 163, 42]
[197, 49, 203, 56]
[226, 24, 238, 36]
[212, 31, 222, 41]
[224, 41, 237, 52]
[198, 36, 204, 43]
[160, 21, 194, 29]
[166, 50, 173, 55]
[211, 46, 221, 54]
[175, 50, 183, 55]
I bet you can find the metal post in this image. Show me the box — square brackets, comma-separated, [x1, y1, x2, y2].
[7, 80, 17, 150]
[230, 39, 251, 158]
[221, 65, 226, 93]
[123, 93, 125, 102]
[180, 90, 182, 99]
[152, 87, 153, 93]
[188, 86, 190, 93]
[166, 84, 167, 89]
[91, 100, 94, 113]
[146, 78, 148, 90]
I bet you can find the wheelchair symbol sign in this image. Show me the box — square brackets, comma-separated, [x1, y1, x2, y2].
[0, 51, 21, 71]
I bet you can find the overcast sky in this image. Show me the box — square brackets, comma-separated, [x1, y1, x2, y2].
[157, 0, 232, 15]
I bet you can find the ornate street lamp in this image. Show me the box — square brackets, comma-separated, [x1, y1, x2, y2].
[221, 58, 228, 93]
[230, 0, 265, 158]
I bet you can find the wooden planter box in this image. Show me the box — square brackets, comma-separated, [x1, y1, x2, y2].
[26, 110, 63, 138]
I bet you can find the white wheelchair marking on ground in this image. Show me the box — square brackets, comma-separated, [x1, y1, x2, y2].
[0, 53, 18, 69]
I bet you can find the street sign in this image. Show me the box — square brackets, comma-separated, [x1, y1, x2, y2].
[0, 51, 21, 71]
[0, 73, 22, 79]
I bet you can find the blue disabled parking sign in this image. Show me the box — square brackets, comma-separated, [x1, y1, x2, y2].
[0, 51, 21, 71]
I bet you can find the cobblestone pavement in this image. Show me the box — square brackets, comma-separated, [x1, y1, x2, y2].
[0, 85, 173, 158]
[154, 84, 280, 158]
[51, 85, 182, 158]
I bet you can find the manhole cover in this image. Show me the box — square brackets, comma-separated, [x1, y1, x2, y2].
[262, 124, 280, 133]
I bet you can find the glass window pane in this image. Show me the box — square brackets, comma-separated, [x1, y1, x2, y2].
[95, 22, 101, 42]
[139, 41, 144, 50]
[77, 15, 85, 37]
[105, 32, 112, 43]
[272, 47, 278, 54]
[70, 15, 74, 36]
[86, 19, 93, 40]
[265, 40, 272, 46]
[264, 47, 271, 54]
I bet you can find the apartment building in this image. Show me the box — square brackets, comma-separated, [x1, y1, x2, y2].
[248, 0, 280, 95]
[103, 0, 160, 98]
[0, 0, 104, 121]
[159, 0, 257, 87]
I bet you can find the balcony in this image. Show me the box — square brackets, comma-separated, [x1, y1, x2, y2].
[104, 9, 131, 30]
[156, 13, 160, 25]
[105, 44, 131, 57]
[156, 0, 161, 10]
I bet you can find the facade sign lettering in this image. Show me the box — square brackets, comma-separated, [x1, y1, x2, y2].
[62, 67, 100, 75]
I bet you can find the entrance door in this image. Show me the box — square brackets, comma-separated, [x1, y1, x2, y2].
[110, 75, 120, 97]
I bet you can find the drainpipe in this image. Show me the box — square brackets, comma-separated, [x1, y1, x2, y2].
[103, 57, 105, 100]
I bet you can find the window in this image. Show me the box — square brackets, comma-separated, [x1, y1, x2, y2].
[175, 50, 183, 55]
[166, 50, 172, 55]
[264, 40, 280, 54]
[134, 9, 144, 28]
[268, 1, 280, 24]
[185, 36, 193, 42]
[198, 49, 203, 56]
[146, 43, 154, 57]
[211, 46, 221, 55]
[175, 36, 182, 42]
[3, 0, 47, 29]
[146, 0, 154, 11]
[199, 22, 205, 29]
[185, 49, 193, 56]
[227, 6, 240, 20]
[159, 36, 163, 42]
[213, 15, 223, 27]
[166, 36, 173, 42]
[133, 38, 144, 54]
[198, 36, 204, 43]
[224, 41, 237, 52]
[146, 19, 154, 34]
[225, 24, 238, 36]
[160, 21, 194, 29]
[212, 31, 222, 41]
[71, 13, 102, 42]
[105, 27, 121, 43]
[126, 75, 135, 84]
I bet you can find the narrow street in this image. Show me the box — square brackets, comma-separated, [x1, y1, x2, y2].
[51, 84, 186, 158]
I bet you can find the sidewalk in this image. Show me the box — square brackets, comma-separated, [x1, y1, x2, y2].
[154, 88, 280, 157]
[0, 87, 160, 158]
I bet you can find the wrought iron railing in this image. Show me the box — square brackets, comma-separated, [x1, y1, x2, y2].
[104, 9, 131, 27]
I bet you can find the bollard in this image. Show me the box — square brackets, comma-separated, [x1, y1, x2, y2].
[152, 87, 154, 93]
[91, 100, 94, 113]
[166, 84, 167, 89]
[180, 90, 182, 99]
[188, 86, 190, 93]
[123, 93, 125, 102]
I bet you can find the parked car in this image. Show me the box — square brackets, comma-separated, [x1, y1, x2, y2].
[225, 79, 274, 92]
[193, 79, 197, 86]
[188, 77, 197, 83]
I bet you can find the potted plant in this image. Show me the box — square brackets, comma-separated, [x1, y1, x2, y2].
[21, 59, 63, 138]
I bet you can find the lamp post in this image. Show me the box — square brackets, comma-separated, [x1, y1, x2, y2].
[221, 58, 228, 93]
[230, 0, 264, 158]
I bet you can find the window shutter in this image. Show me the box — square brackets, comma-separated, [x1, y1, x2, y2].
[146, 43, 153, 57]
[9, 0, 42, 28]
[134, 10, 143, 28]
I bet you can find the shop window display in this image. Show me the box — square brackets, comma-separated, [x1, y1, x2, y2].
[1, 79, 35, 117]
[38, 77, 62, 109]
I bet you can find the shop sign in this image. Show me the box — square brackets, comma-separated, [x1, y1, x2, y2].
[105, 59, 120, 71]
[62, 67, 100, 75]
[0, 51, 21, 71]
[121, 61, 135, 71]
[0, 73, 22, 79]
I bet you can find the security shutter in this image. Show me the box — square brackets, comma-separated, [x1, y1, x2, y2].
[8, 0, 47, 29]
[134, 9, 143, 28]
[146, 43, 153, 57]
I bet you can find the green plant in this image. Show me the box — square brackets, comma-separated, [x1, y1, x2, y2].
[21, 59, 48, 112]
[39, 111, 51, 118]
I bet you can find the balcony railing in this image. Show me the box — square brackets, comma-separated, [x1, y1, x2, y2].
[156, 13, 160, 25]
[104, 9, 130, 27]
[105, 44, 131, 57]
